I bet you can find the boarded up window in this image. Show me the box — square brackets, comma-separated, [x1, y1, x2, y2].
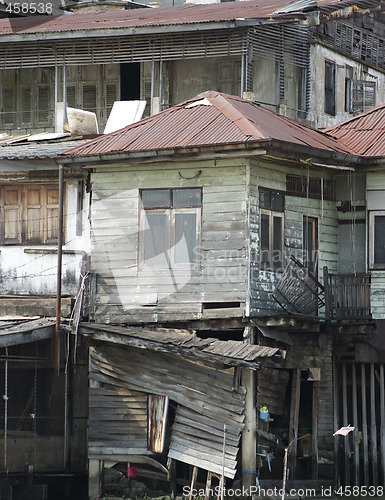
[0, 184, 60, 245]
[286, 175, 334, 201]
[325, 60, 336, 116]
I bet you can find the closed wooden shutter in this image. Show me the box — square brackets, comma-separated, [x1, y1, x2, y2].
[3, 88, 15, 127]
[105, 83, 117, 117]
[3, 186, 21, 244]
[46, 186, 59, 243]
[21, 86, 32, 125]
[25, 186, 43, 243]
[67, 85, 77, 108]
[37, 85, 50, 124]
[82, 84, 97, 113]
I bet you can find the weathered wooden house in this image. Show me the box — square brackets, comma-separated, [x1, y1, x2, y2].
[1, 0, 385, 135]
[58, 90, 385, 497]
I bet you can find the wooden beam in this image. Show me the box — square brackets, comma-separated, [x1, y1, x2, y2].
[370, 363, 378, 486]
[352, 364, 359, 485]
[342, 363, 350, 485]
[312, 381, 319, 480]
[0, 322, 55, 347]
[361, 364, 369, 485]
[288, 369, 301, 480]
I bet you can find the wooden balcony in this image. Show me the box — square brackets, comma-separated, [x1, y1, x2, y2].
[273, 257, 372, 321]
[323, 267, 371, 321]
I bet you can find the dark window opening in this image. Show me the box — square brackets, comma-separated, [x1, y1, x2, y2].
[121, 63, 141, 101]
[325, 60, 336, 116]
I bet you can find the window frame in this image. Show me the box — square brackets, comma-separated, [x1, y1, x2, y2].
[0, 184, 61, 246]
[369, 210, 385, 270]
[259, 187, 285, 271]
[139, 187, 202, 270]
[325, 60, 336, 116]
[303, 216, 318, 276]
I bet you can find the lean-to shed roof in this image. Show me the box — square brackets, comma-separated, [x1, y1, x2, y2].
[325, 103, 385, 158]
[60, 91, 355, 160]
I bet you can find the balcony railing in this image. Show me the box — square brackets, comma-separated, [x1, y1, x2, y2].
[273, 256, 372, 321]
[323, 267, 371, 321]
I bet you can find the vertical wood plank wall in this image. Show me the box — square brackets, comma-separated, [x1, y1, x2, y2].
[335, 362, 385, 486]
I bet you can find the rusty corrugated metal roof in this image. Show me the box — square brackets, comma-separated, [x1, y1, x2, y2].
[61, 91, 355, 159]
[0, 0, 381, 37]
[325, 103, 385, 157]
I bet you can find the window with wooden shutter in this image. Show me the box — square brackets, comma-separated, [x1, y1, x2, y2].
[66, 85, 77, 109]
[3, 186, 21, 244]
[25, 187, 43, 243]
[21, 86, 32, 125]
[0, 184, 60, 245]
[105, 83, 117, 117]
[37, 86, 50, 124]
[325, 60, 336, 116]
[82, 84, 97, 113]
[3, 88, 15, 127]
[352, 80, 376, 114]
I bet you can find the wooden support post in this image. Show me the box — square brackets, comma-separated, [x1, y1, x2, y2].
[188, 466, 198, 500]
[88, 459, 102, 500]
[167, 458, 177, 500]
[342, 363, 350, 485]
[380, 364, 385, 487]
[312, 381, 319, 480]
[205, 471, 213, 500]
[241, 326, 256, 494]
[333, 361, 340, 487]
[288, 369, 301, 480]
[370, 364, 378, 486]
[361, 364, 369, 484]
[323, 266, 331, 320]
[352, 364, 359, 485]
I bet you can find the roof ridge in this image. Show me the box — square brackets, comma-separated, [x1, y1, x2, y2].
[205, 92, 270, 140]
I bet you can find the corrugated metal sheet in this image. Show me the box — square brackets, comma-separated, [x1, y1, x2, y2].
[80, 321, 284, 367]
[0, 0, 380, 38]
[325, 103, 385, 157]
[0, 138, 92, 159]
[62, 91, 355, 159]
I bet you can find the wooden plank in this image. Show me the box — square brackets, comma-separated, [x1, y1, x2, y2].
[342, 363, 350, 485]
[362, 364, 369, 485]
[352, 364, 359, 486]
[288, 369, 300, 480]
[380, 364, 385, 487]
[370, 363, 378, 486]
[312, 381, 319, 480]
[188, 466, 198, 500]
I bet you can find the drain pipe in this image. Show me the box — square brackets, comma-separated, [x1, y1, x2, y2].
[55, 163, 65, 376]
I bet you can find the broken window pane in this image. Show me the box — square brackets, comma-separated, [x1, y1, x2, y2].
[175, 213, 196, 263]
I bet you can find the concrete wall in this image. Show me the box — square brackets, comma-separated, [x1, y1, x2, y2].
[308, 44, 385, 129]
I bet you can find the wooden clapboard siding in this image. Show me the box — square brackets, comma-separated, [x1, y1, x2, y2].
[248, 159, 338, 316]
[89, 345, 245, 476]
[370, 274, 385, 319]
[90, 160, 248, 323]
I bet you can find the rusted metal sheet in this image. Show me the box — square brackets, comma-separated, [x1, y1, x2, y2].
[148, 394, 169, 454]
[325, 103, 385, 157]
[62, 91, 354, 159]
[0, 0, 381, 38]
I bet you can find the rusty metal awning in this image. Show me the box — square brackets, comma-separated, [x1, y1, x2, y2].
[80, 322, 284, 368]
[0, 318, 56, 347]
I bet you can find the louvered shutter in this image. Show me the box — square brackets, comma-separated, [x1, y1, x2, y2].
[352, 80, 376, 114]
[3, 186, 21, 244]
[25, 186, 43, 243]
[67, 85, 77, 108]
[37, 85, 50, 124]
[82, 84, 97, 113]
[141, 78, 152, 117]
[46, 186, 59, 244]
[21, 86, 32, 125]
[3, 88, 15, 127]
[105, 83, 117, 117]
